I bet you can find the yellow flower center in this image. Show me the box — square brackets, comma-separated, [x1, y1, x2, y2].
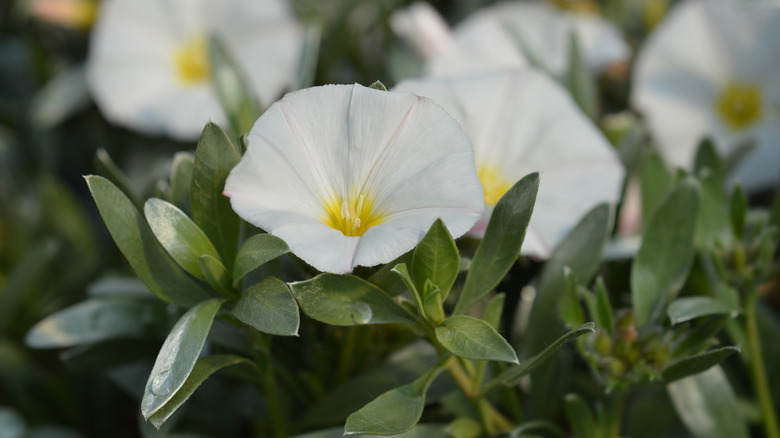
[322, 188, 385, 237]
[477, 166, 513, 206]
[173, 36, 210, 86]
[549, 0, 600, 14]
[716, 82, 763, 131]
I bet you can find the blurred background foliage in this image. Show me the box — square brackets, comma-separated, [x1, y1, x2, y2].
[0, 0, 778, 437]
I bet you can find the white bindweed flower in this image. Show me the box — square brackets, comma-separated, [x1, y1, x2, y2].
[86, 0, 303, 140]
[632, 0, 780, 192]
[224, 84, 485, 274]
[392, 1, 629, 78]
[394, 69, 625, 258]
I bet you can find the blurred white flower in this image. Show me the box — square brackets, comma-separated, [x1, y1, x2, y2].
[395, 69, 624, 258]
[392, 1, 629, 77]
[632, 0, 780, 192]
[86, 0, 303, 140]
[224, 84, 485, 274]
[390, 2, 454, 58]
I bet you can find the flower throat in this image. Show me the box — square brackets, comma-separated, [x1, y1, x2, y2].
[322, 188, 385, 237]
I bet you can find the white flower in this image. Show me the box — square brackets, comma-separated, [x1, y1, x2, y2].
[86, 0, 303, 140]
[392, 1, 629, 78]
[390, 2, 454, 58]
[223, 84, 485, 274]
[632, 0, 780, 192]
[394, 69, 625, 258]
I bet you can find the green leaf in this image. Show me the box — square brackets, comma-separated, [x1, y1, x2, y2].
[95, 148, 143, 210]
[369, 251, 413, 296]
[696, 170, 731, 248]
[144, 198, 222, 281]
[482, 294, 506, 331]
[199, 255, 234, 298]
[566, 32, 598, 120]
[0, 240, 59, 331]
[770, 191, 780, 240]
[344, 365, 444, 436]
[392, 263, 424, 318]
[435, 315, 518, 363]
[564, 393, 597, 438]
[667, 366, 749, 438]
[190, 122, 241, 270]
[639, 150, 673, 225]
[289, 274, 415, 326]
[631, 179, 700, 329]
[368, 80, 388, 91]
[667, 296, 740, 325]
[232, 234, 289, 285]
[231, 277, 299, 336]
[593, 278, 613, 332]
[486, 323, 595, 390]
[693, 138, 725, 182]
[141, 299, 223, 420]
[411, 218, 459, 298]
[524, 204, 609, 419]
[558, 268, 586, 330]
[525, 204, 610, 354]
[422, 288, 445, 325]
[662, 346, 740, 383]
[673, 316, 728, 357]
[293, 425, 450, 438]
[26, 298, 166, 348]
[208, 37, 260, 136]
[455, 173, 539, 314]
[148, 354, 251, 428]
[729, 183, 747, 238]
[169, 152, 195, 211]
[86, 176, 211, 307]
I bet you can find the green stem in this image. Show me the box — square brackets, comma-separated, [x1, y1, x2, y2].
[337, 326, 358, 383]
[263, 360, 287, 438]
[446, 356, 514, 434]
[744, 289, 780, 438]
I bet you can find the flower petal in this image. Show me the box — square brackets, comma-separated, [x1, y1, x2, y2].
[395, 69, 624, 258]
[226, 84, 485, 273]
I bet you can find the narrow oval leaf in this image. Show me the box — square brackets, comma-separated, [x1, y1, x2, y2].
[487, 323, 595, 391]
[639, 150, 673, 225]
[594, 278, 614, 332]
[26, 298, 166, 348]
[169, 152, 195, 211]
[558, 268, 586, 330]
[422, 289, 444, 325]
[525, 204, 610, 354]
[631, 179, 700, 329]
[564, 393, 597, 438]
[482, 294, 506, 331]
[289, 274, 415, 326]
[729, 183, 747, 238]
[86, 175, 211, 307]
[344, 365, 444, 436]
[455, 172, 539, 314]
[94, 148, 143, 209]
[411, 218, 459, 298]
[208, 37, 261, 136]
[232, 234, 289, 284]
[435, 315, 518, 363]
[232, 277, 299, 336]
[148, 354, 251, 429]
[662, 346, 740, 383]
[190, 122, 241, 270]
[141, 299, 222, 419]
[667, 366, 749, 438]
[344, 382, 424, 436]
[199, 255, 235, 298]
[668, 296, 740, 325]
[144, 198, 221, 280]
